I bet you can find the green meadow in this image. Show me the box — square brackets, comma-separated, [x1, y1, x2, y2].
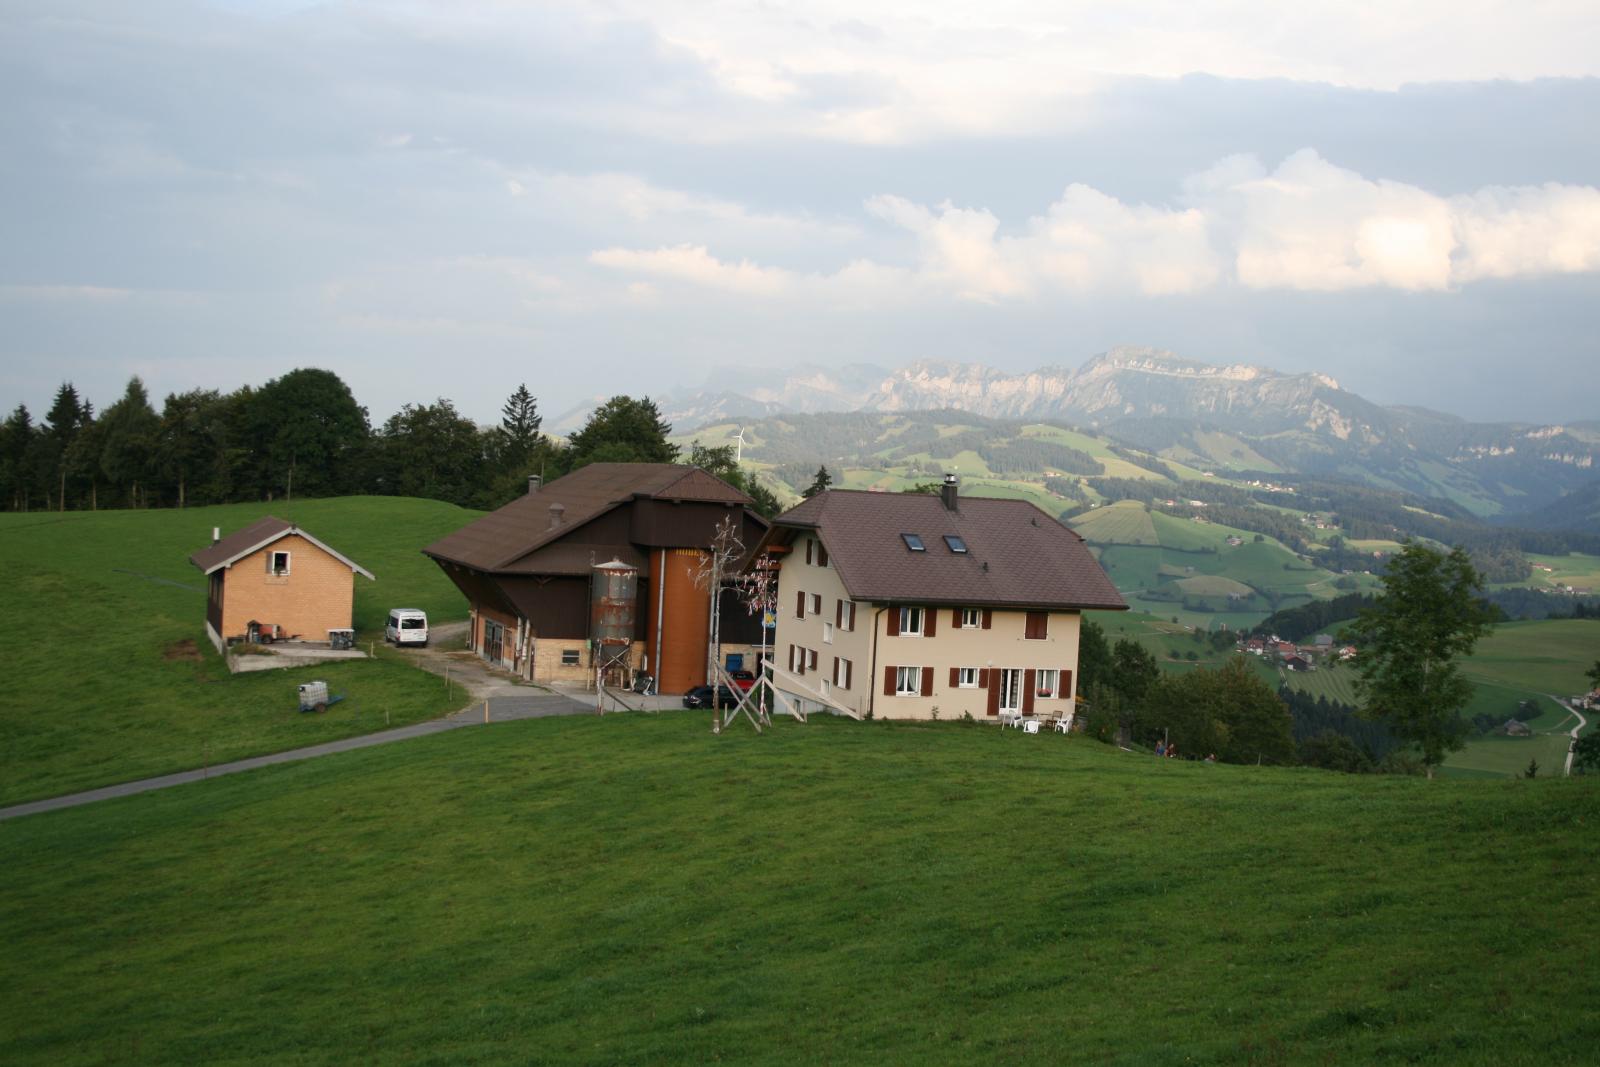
[3, 712, 1597, 1065]
[0, 498, 475, 805]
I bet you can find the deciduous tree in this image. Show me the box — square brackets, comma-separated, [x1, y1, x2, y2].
[1346, 542, 1494, 776]
[566, 396, 677, 468]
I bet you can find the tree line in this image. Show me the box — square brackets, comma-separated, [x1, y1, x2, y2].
[0, 371, 780, 516]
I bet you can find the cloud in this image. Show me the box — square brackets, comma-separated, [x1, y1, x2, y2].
[593, 151, 1600, 301]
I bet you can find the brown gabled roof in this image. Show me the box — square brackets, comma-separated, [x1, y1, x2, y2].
[189, 516, 375, 579]
[423, 462, 754, 572]
[764, 489, 1126, 610]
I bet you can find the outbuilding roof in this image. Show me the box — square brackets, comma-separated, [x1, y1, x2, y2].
[762, 488, 1127, 611]
[423, 462, 755, 573]
[189, 516, 375, 579]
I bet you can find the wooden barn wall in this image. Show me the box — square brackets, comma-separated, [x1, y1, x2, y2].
[629, 500, 753, 549]
[500, 575, 589, 638]
[720, 585, 764, 644]
[432, 562, 519, 618]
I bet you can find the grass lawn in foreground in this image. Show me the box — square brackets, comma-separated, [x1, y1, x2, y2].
[2, 712, 1596, 1065]
[0, 498, 474, 805]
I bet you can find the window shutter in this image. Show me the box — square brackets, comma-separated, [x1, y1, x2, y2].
[843, 659, 852, 690]
[949, 666, 960, 688]
[920, 668, 933, 697]
[924, 608, 936, 637]
[1024, 669, 1036, 714]
[847, 602, 856, 630]
[887, 609, 901, 637]
[833, 657, 840, 686]
[265, 552, 273, 573]
[1061, 668, 1073, 700]
[986, 671, 1000, 716]
[977, 668, 988, 688]
[836, 600, 843, 627]
[981, 609, 992, 630]
[796, 590, 806, 619]
[818, 543, 828, 567]
[788, 645, 795, 672]
[952, 608, 962, 629]
[884, 666, 896, 696]
[806, 539, 813, 565]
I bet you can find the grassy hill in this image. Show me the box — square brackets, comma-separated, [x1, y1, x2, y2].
[0, 498, 476, 805]
[4, 712, 1596, 1065]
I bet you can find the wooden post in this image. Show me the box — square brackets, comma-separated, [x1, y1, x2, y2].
[484, 698, 489, 724]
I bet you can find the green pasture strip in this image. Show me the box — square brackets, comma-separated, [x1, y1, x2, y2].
[2, 713, 1596, 1066]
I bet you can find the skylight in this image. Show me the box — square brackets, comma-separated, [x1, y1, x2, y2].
[902, 533, 926, 552]
[944, 535, 968, 554]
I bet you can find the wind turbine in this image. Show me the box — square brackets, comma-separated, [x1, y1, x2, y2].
[732, 426, 747, 464]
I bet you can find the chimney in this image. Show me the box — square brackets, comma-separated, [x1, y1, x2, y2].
[941, 473, 959, 511]
[527, 475, 542, 495]
[212, 526, 220, 545]
[548, 502, 566, 529]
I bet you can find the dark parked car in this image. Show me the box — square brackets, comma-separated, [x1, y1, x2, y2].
[683, 684, 740, 709]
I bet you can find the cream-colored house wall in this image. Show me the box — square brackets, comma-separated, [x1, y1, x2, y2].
[771, 535, 874, 717]
[771, 533, 1084, 722]
[220, 534, 356, 641]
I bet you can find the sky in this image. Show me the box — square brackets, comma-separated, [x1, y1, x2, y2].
[2, 0, 1598, 428]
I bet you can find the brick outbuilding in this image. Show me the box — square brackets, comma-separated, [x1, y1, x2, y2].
[190, 517, 375, 653]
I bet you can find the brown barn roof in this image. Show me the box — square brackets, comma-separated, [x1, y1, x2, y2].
[763, 488, 1126, 610]
[423, 463, 754, 572]
[189, 516, 375, 578]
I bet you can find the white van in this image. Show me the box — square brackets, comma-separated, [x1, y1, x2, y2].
[385, 608, 429, 647]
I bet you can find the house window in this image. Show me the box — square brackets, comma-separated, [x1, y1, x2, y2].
[1036, 669, 1059, 698]
[833, 657, 852, 690]
[999, 668, 1023, 712]
[837, 600, 856, 632]
[902, 533, 925, 552]
[823, 621, 834, 644]
[1024, 611, 1049, 640]
[957, 667, 978, 688]
[810, 593, 822, 615]
[561, 648, 580, 666]
[961, 608, 980, 629]
[944, 535, 968, 553]
[807, 648, 818, 671]
[268, 550, 291, 576]
[817, 542, 829, 567]
[896, 666, 923, 695]
[898, 606, 924, 636]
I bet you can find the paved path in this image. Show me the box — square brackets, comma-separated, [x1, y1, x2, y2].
[1552, 694, 1589, 777]
[0, 647, 592, 823]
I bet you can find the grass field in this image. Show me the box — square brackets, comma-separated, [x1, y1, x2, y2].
[1069, 500, 1160, 545]
[3, 712, 1597, 1065]
[0, 498, 475, 805]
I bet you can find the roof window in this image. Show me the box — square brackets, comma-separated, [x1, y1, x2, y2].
[902, 533, 926, 552]
[944, 535, 968, 554]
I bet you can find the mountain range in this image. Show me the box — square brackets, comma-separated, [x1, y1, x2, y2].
[643, 347, 1599, 520]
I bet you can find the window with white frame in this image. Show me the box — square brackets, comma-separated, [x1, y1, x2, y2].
[807, 648, 818, 671]
[810, 593, 822, 615]
[268, 550, 291, 576]
[961, 608, 980, 628]
[823, 621, 834, 644]
[839, 600, 856, 631]
[1036, 669, 1059, 697]
[957, 667, 979, 688]
[833, 657, 852, 690]
[895, 666, 923, 695]
[898, 606, 924, 635]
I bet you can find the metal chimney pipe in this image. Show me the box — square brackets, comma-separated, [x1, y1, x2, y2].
[941, 473, 959, 511]
[212, 526, 220, 544]
[549, 502, 566, 529]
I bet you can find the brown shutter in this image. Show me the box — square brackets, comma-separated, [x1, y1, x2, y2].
[920, 668, 933, 697]
[924, 608, 936, 637]
[1061, 668, 1073, 700]
[833, 657, 840, 686]
[836, 600, 843, 627]
[1024, 669, 1036, 714]
[818, 543, 828, 567]
[986, 670, 1000, 716]
[977, 668, 988, 688]
[884, 666, 896, 696]
[796, 590, 806, 619]
[887, 608, 901, 637]
[848, 602, 856, 630]
[981, 609, 992, 630]
[952, 608, 962, 629]
[805, 539, 813, 565]
[1040, 613, 1049, 639]
[949, 666, 960, 688]
[843, 659, 852, 690]
[788, 644, 795, 672]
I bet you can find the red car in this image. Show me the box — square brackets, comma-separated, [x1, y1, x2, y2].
[728, 669, 757, 691]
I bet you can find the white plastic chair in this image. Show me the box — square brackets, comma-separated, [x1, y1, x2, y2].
[1023, 719, 1040, 734]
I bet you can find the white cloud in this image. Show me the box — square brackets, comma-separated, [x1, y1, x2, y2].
[592, 152, 1600, 301]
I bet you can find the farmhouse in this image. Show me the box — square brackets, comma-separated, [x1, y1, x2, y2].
[755, 475, 1126, 722]
[190, 517, 375, 653]
[423, 463, 768, 691]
